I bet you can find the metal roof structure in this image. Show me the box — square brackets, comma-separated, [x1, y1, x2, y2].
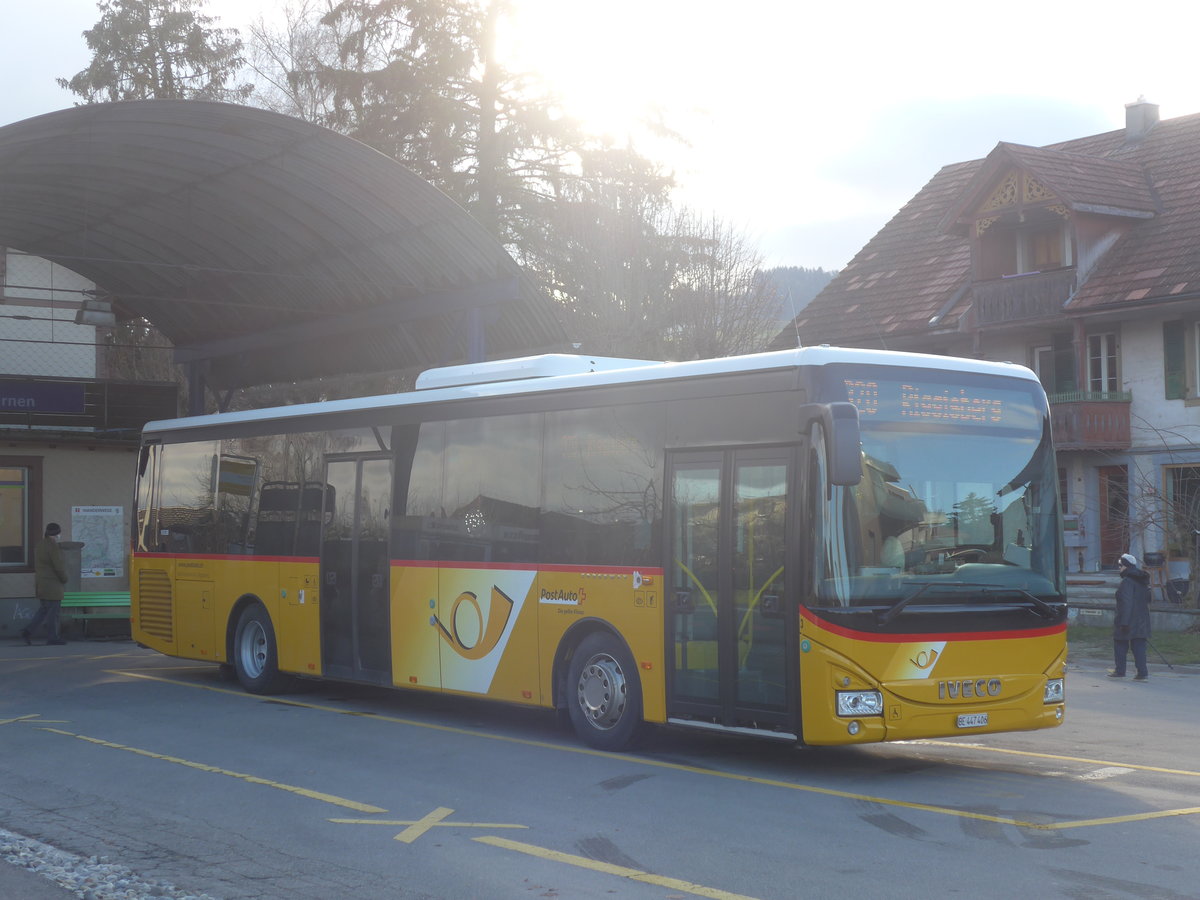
[0, 99, 566, 400]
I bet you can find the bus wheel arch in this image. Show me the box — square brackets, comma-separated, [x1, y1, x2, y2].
[559, 623, 645, 751]
[230, 599, 291, 694]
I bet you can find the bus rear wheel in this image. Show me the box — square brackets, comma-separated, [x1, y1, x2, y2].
[233, 604, 290, 694]
[567, 632, 644, 751]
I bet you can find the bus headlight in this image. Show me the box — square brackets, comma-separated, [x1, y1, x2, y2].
[837, 690, 883, 717]
[1043, 678, 1064, 704]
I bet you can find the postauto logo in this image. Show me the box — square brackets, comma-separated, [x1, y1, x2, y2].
[432, 586, 515, 660]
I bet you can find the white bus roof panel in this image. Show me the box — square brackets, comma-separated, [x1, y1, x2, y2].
[414, 353, 662, 390]
[144, 347, 1042, 437]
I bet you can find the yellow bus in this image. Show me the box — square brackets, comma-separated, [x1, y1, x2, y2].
[131, 347, 1066, 750]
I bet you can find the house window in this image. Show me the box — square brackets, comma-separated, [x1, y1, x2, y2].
[1088, 333, 1119, 394]
[1164, 322, 1185, 399]
[1164, 320, 1200, 401]
[1164, 464, 1200, 558]
[1033, 335, 1077, 395]
[0, 458, 41, 571]
[1024, 226, 1066, 272]
[1195, 322, 1200, 400]
[978, 221, 1070, 280]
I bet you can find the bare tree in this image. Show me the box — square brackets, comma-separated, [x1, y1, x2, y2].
[102, 317, 179, 385]
[245, 0, 342, 122]
[1125, 419, 1200, 608]
[666, 209, 780, 360]
[533, 178, 780, 362]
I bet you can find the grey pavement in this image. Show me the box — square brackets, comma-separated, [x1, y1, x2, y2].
[1, 631, 1194, 900]
[0, 858, 78, 899]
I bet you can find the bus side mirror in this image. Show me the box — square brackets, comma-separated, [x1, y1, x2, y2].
[827, 402, 862, 486]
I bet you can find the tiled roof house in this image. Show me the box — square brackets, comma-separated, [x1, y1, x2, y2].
[776, 99, 1200, 582]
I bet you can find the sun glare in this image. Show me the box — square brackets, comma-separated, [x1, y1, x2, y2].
[496, 0, 683, 141]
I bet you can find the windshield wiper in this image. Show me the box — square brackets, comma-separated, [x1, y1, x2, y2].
[989, 585, 1060, 620]
[876, 581, 938, 626]
[876, 581, 1061, 625]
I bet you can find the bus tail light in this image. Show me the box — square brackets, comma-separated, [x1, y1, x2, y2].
[837, 690, 883, 717]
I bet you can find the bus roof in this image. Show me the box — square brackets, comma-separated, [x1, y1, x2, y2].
[413, 353, 663, 390]
[143, 346, 1041, 438]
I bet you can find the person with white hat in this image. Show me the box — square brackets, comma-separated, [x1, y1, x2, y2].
[1108, 553, 1151, 681]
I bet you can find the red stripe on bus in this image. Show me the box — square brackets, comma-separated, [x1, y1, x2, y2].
[131, 552, 665, 577]
[800, 607, 1066, 642]
[390, 560, 664, 575]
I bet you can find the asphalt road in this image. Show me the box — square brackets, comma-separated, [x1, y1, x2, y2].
[2, 639, 1197, 899]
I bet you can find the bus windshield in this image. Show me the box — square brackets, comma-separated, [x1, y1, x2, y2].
[813, 366, 1064, 607]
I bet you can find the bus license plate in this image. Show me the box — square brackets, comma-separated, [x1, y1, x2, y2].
[957, 713, 988, 728]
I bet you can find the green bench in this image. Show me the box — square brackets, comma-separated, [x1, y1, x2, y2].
[62, 591, 131, 637]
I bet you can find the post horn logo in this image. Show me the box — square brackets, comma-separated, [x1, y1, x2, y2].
[432, 586, 514, 660]
[909, 648, 939, 669]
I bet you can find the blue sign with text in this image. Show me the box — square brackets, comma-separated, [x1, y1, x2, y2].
[0, 382, 86, 414]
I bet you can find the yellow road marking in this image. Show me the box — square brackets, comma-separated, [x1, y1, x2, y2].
[476, 836, 761, 900]
[331, 813, 527, 843]
[921, 740, 1200, 779]
[1042, 807, 1200, 830]
[0, 714, 69, 726]
[39, 727, 385, 813]
[393, 805, 453, 843]
[107, 669, 1200, 831]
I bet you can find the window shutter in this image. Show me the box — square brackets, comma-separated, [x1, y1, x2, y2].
[1164, 322, 1186, 399]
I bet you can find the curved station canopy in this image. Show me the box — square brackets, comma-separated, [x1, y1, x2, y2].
[0, 100, 565, 394]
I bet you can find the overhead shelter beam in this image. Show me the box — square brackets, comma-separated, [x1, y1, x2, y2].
[172, 277, 520, 364]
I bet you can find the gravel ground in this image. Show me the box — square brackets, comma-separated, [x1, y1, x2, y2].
[0, 827, 218, 900]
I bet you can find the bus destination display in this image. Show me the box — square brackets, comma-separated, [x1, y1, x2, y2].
[843, 378, 1022, 425]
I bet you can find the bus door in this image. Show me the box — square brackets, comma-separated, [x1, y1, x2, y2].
[321, 455, 392, 684]
[666, 448, 797, 736]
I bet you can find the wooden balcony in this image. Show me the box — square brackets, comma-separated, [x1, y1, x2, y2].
[973, 268, 1077, 325]
[1049, 391, 1132, 451]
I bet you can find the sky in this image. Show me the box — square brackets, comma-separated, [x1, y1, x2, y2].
[2, 0, 1197, 271]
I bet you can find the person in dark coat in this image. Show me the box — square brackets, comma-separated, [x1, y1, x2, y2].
[22, 522, 68, 646]
[1108, 552, 1151, 681]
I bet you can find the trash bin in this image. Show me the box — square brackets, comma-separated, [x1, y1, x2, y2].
[59, 541, 86, 592]
[1166, 578, 1189, 605]
[1143, 551, 1166, 568]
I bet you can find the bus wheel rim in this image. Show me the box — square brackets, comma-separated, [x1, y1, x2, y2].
[240, 620, 267, 678]
[577, 653, 627, 730]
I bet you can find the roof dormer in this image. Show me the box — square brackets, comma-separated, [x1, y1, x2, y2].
[970, 168, 1072, 280]
[938, 143, 1158, 324]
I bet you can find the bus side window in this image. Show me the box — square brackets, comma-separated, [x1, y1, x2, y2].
[134, 444, 160, 552]
[150, 441, 220, 554]
[542, 406, 664, 567]
[393, 422, 443, 562]
[255, 481, 327, 557]
[442, 415, 542, 564]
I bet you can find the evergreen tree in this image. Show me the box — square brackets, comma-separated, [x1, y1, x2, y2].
[522, 145, 776, 361]
[58, 0, 252, 103]
[256, 1, 636, 250]
[520, 141, 677, 359]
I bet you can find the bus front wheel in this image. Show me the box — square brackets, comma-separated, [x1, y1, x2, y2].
[567, 632, 644, 751]
[233, 604, 289, 694]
